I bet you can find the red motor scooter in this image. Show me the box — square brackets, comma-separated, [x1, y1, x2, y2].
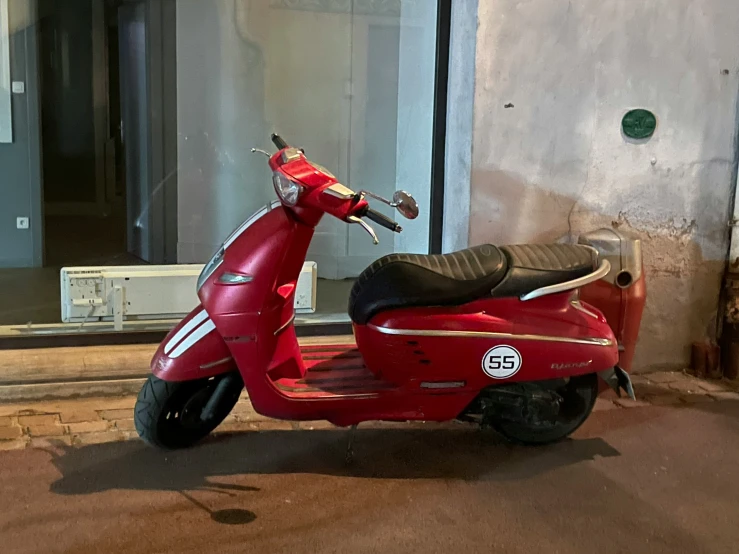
[134, 134, 636, 450]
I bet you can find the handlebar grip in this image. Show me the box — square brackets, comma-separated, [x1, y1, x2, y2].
[365, 208, 402, 233]
[271, 134, 289, 149]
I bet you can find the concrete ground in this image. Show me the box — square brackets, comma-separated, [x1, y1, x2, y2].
[1, 373, 739, 553]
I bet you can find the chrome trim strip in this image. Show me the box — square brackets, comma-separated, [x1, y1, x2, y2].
[421, 381, 466, 389]
[281, 148, 303, 163]
[571, 300, 599, 319]
[223, 201, 281, 248]
[274, 313, 296, 336]
[322, 183, 355, 199]
[224, 206, 268, 248]
[520, 260, 611, 301]
[197, 257, 224, 292]
[200, 356, 234, 370]
[218, 273, 254, 284]
[367, 324, 614, 347]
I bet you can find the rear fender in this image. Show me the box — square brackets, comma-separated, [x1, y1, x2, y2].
[152, 306, 237, 382]
[598, 366, 636, 400]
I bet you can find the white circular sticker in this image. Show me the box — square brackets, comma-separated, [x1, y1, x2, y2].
[482, 345, 522, 379]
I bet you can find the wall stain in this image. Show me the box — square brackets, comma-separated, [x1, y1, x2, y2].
[470, 167, 726, 373]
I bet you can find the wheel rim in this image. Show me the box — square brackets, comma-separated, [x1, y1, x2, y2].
[524, 379, 590, 430]
[178, 387, 213, 430]
[483, 374, 599, 444]
[161, 383, 214, 435]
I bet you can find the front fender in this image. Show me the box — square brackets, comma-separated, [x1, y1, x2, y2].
[152, 306, 237, 382]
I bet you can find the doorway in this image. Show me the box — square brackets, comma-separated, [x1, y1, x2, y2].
[38, 0, 129, 269]
[38, 0, 176, 269]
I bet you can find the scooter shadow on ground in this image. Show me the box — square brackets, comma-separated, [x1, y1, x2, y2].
[46, 427, 620, 497]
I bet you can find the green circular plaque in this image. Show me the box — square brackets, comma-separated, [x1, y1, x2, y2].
[622, 109, 657, 139]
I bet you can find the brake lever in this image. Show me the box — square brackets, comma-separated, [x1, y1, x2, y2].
[250, 148, 271, 158]
[347, 215, 379, 245]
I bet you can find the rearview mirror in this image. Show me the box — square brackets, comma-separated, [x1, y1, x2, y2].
[393, 191, 419, 220]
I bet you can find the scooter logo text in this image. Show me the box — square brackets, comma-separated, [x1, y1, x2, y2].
[482, 345, 522, 379]
[551, 361, 592, 370]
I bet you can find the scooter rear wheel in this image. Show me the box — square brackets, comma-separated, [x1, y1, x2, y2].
[491, 373, 599, 446]
[134, 373, 242, 449]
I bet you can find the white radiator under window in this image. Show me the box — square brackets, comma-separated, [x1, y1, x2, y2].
[60, 262, 317, 329]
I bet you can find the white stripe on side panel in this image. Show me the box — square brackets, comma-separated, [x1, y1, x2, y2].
[164, 309, 209, 355]
[170, 319, 217, 359]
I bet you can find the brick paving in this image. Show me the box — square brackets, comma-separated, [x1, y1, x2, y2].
[0, 370, 738, 451]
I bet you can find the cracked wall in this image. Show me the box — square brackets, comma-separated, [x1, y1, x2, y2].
[468, 0, 739, 371]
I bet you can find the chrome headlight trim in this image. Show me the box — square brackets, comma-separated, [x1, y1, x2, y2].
[197, 247, 224, 292]
[198, 201, 281, 293]
[272, 171, 303, 206]
[218, 272, 254, 285]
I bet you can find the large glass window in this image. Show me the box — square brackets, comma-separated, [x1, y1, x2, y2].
[0, 0, 441, 336]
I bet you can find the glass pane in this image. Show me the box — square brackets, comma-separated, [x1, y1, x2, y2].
[0, 0, 439, 334]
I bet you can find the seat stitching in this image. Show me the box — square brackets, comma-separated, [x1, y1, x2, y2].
[434, 256, 442, 274]
[469, 248, 487, 274]
[529, 245, 544, 268]
[520, 245, 536, 267]
[551, 245, 568, 268]
[554, 245, 574, 268]
[441, 255, 455, 277]
[452, 252, 466, 279]
[506, 246, 521, 266]
[545, 245, 564, 268]
[461, 249, 478, 279]
[535, 244, 556, 269]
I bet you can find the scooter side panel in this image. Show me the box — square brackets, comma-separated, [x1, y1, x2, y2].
[355, 292, 618, 389]
[201, 205, 315, 384]
[199, 207, 299, 317]
[151, 305, 237, 382]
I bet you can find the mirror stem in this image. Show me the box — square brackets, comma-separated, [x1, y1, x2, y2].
[358, 190, 394, 207]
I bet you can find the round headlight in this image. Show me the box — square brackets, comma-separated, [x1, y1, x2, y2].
[272, 172, 303, 206]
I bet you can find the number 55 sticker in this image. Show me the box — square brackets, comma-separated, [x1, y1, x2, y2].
[482, 345, 522, 379]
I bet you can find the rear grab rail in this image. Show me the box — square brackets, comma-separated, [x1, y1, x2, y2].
[520, 260, 611, 301]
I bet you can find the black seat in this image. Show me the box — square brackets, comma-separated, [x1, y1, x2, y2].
[492, 244, 597, 298]
[348, 243, 598, 325]
[348, 245, 508, 325]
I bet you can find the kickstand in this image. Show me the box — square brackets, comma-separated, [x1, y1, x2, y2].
[345, 424, 358, 465]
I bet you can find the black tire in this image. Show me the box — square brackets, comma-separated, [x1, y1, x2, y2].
[492, 373, 599, 446]
[134, 373, 242, 449]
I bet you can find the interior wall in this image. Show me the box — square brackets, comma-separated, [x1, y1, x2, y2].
[176, 0, 273, 264]
[467, 0, 739, 371]
[176, 0, 436, 279]
[0, 0, 42, 268]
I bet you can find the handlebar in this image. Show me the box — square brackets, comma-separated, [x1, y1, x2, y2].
[364, 208, 402, 233]
[271, 133, 289, 149]
[266, 134, 403, 243]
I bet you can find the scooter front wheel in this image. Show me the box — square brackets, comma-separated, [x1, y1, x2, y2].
[134, 372, 243, 449]
[489, 373, 599, 446]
